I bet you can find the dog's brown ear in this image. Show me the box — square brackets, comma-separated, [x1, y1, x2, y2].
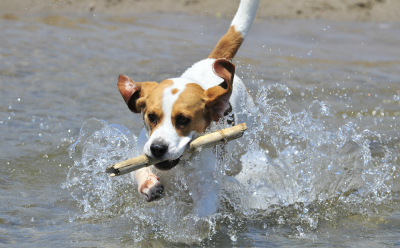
[117, 75, 157, 113]
[205, 59, 235, 121]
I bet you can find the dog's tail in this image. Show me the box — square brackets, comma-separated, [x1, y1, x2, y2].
[208, 0, 259, 61]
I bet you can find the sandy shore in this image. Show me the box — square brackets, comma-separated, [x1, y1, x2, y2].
[1, 0, 400, 22]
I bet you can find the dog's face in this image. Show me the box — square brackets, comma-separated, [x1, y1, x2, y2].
[118, 59, 235, 170]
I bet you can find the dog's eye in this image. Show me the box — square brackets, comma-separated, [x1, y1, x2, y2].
[148, 114, 157, 123]
[177, 116, 191, 126]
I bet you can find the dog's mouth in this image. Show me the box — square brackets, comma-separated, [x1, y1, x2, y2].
[154, 158, 180, 171]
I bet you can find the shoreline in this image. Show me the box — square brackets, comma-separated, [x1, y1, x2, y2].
[1, 0, 400, 22]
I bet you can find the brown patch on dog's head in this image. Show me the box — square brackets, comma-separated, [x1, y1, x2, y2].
[142, 80, 174, 134]
[171, 83, 209, 136]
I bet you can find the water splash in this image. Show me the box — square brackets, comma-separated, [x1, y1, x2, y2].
[61, 119, 139, 220]
[62, 83, 397, 243]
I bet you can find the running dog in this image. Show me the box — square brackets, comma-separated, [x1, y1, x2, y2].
[117, 0, 259, 217]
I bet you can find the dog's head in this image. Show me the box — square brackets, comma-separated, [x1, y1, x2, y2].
[118, 59, 235, 170]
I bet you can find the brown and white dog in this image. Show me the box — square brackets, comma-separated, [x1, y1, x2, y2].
[117, 0, 259, 217]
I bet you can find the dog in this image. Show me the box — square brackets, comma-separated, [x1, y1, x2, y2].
[117, 0, 259, 217]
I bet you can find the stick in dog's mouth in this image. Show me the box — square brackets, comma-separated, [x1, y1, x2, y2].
[106, 123, 247, 177]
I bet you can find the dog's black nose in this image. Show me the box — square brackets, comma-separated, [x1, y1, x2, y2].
[150, 143, 168, 158]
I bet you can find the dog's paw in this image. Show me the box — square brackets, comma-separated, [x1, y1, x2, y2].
[139, 176, 164, 202]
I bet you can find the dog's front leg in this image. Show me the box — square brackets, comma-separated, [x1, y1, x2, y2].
[192, 179, 220, 217]
[130, 128, 164, 202]
[134, 167, 164, 202]
[186, 148, 220, 217]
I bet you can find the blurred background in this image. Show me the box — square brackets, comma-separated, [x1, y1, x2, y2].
[2, 0, 400, 22]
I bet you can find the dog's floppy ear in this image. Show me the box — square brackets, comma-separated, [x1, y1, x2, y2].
[117, 75, 157, 113]
[205, 59, 235, 121]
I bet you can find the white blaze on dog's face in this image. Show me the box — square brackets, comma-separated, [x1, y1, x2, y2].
[143, 78, 211, 167]
[117, 59, 235, 170]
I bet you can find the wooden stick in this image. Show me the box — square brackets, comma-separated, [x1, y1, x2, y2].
[105, 123, 247, 177]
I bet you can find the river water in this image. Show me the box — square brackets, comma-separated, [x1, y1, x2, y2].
[1, 12, 399, 247]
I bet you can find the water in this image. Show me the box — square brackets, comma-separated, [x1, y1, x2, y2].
[1, 12, 399, 246]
